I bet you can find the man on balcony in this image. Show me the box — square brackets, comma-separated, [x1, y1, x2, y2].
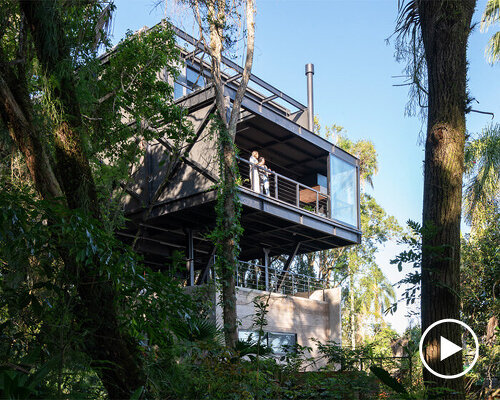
[258, 157, 271, 196]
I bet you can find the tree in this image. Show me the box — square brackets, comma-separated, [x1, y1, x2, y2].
[312, 123, 401, 348]
[481, 0, 500, 64]
[463, 123, 500, 230]
[182, 0, 256, 348]
[0, 2, 190, 397]
[395, 1, 476, 397]
[461, 122, 500, 398]
[342, 193, 401, 348]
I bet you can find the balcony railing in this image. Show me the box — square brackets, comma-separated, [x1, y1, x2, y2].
[237, 157, 330, 218]
[236, 261, 325, 295]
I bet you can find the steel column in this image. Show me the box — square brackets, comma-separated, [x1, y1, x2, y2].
[263, 248, 270, 291]
[186, 229, 194, 286]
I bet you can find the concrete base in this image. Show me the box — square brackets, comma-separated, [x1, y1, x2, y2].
[215, 286, 341, 369]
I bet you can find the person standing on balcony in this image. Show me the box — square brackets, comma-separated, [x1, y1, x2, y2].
[258, 157, 271, 196]
[249, 151, 260, 192]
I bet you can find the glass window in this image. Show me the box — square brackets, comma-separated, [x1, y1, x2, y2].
[239, 330, 257, 343]
[186, 66, 204, 89]
[330, 155, 358, 227]
[173, 64, 205, 100]
[268, 332, 296, 354]
[174, 81, 184, 100]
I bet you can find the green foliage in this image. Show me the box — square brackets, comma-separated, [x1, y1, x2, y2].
[168, 313, 221, 344]
[370, 365, 409, 396]
[481, 0, 500, 64]
[337, 136, 379, 188]
[0, 364, 53, 399]
[461, 223, 500, 398]
[315, 340, 372, 372]
[463, 123, 500, 230]
[0, 186, 201, 398]
[387, 220, 422, 315]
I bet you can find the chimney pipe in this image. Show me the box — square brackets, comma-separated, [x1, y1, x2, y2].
[305, 63, 314, 131]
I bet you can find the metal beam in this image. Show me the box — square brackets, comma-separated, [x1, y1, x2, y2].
[171, 26, 307, 112]
[196, 247, 216, 285]
[244, 121, 319, 160]
[276, 242, 301, 291]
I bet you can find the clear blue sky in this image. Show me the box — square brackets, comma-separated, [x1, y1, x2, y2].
[111, 0, 499, 333]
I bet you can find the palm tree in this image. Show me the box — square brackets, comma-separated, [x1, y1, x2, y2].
[464, 123, 500, 231]
[481, 0, 500, 64]
[359, 265, 396, 322]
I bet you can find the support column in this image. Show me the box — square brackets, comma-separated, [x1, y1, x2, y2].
[263, 248, 270, 291]
[186, 229, 194, 286]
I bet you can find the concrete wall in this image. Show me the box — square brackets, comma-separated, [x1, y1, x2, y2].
[215, 286, 341, 369]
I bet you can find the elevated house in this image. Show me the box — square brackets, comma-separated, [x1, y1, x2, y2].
[118, 27, 361, 359]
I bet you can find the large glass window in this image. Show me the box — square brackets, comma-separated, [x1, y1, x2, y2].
[330, 155, 358, 227]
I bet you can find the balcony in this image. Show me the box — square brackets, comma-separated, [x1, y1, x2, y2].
[236, 260, 325, 296]
[237, 157, 330, 219]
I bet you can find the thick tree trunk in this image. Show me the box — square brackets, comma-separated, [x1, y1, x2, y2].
[418, 1, 475, 397]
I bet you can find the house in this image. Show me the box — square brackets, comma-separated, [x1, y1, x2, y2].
[118, 27, 361, 362]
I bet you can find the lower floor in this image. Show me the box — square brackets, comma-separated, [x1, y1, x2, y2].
[199, 286, 341, 369]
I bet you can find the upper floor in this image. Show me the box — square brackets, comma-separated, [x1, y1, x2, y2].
[119, 26, 361, 268]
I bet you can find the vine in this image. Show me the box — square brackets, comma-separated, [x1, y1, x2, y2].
[209, 115, 243, 277]
[208, 115, 243, 344]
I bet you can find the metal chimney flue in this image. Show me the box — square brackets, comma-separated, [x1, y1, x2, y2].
[305, 63, 314, 131]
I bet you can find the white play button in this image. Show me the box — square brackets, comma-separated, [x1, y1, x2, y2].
[440, 336, 462, 361]
[420, 318, 480, 379]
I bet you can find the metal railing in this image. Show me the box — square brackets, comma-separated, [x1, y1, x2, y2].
[236, 260, 325, 295]
[237, 157, 330, 218]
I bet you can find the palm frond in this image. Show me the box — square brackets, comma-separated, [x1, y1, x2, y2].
[463, 123, 500, 228]
[169, 313, 221, 343]
[481, 0, 500, 63]
[395, 0, 420, 39]
[481, 0, 500, 30]
[486, 31, 500, 64]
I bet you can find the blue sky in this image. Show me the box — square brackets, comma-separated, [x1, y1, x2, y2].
[111, 0, 499, 333]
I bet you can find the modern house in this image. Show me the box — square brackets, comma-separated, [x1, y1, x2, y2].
[118, 27, 361, 360]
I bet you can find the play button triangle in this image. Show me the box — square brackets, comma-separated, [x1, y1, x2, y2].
[440, 336, 462, 361]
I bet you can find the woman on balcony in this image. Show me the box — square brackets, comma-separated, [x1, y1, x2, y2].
[249, 151, 260, 193]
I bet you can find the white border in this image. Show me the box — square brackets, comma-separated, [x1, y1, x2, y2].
[419, 318, 479, 380]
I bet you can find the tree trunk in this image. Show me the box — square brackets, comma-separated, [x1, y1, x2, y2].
[418, 1, 475, 397]
[350, 268, 356, 350]
[220, 140, 239, 348]
[201, 0, 255, 349]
